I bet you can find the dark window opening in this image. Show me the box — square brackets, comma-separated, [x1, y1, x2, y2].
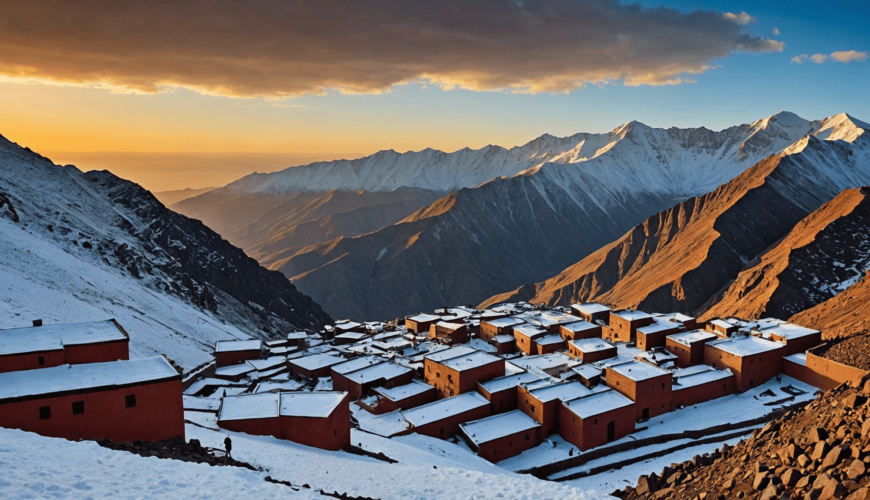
[594, 418, 598, 425]
[125, 394, 137, 408]
[641, 407, 650, 420]
[39, 406, 51, 420]
[440, 427, 444, 435]
[525, 434, 530, 441]
[38, 356, 45, 366]
[607, 421, 616, 442]
[72, 401, 85, 415]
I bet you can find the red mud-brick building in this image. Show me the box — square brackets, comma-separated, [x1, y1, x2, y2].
[704, 335, 786, 391]
[666, 330, 719, 368]
[218, 391, 350, 450]
[559, 389, 635, 451]
[568, 338, 617, 363]
[608, 310, 654, 343]
[517, 380, 596, 435]
[707, 319, 739, 337]
[369, 380, 436, 414]
[331, 359, 414, 401]
[572, 303, 611, 324]
[476, 371, 542, 414]
[405, 314, 441, 334]
[670, 365, 734, 409]
[0, 356, 183, 442]
[533, 311, 583, 333]
[459, 410, 542, 462]
[401, 392, 490, 439]
[0, 319, 130, 373]
[479, 317, 526, 342]
[513, 324, 549, 355]
[491, 335, 516, 354]
[213, 362, 256, 382]
[214, 339, 262, 368]
[559, 320, 602, 342]
[429, 321, 469, 345]
[636, 319, 685, 351]
[534, 334, 566, 355]
[285, 331, 308, 347]
[288, 352, 347, 379]
[605, 360, 672, 421]
[757, 321, 822, 356]
[424, 347, 504, 398]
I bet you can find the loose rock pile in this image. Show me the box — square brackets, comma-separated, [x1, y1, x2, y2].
[97, 436, 257, 470]
[617, 376, 870, 499]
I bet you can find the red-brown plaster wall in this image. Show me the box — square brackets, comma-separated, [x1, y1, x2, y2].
[605, 368, 672, 420]
[559, 403, 635, 451]
[0, 350, 65, 373]
[215, 349, 260, 368]
[474, 427, 542, 462]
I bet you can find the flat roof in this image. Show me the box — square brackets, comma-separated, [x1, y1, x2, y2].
[637, 319, 681, 335]
[763, 323, 821, 340]
[214, 363, 256, 377]
[335, 332, 367, 340]
[247, 357, 287, 372]
[280, 391, 346, 418]
[482, 317, 526, 328]
[536, 334, 565, 346]
[563, 389, 634, 419]
[288, 353, 346, 371]
[513, 324, 547, 338]
[424, 346, 476, 363]
[183, 396, 220, 412]
[286, 331, 308, 340]
[783, 352, 808, 366]
[460, 410, 541, 446]
[219, 392, 279, 421]
[0, 356, 179, 401]
[441, 351, 502, 372]
[492, 334, 515, 344]
[254, 379, 305, 393]
[478, 371, 542, 394]
[406, 313, 440, 323]
[528, 380, 595, 403]
[374, 380, 434, 402]
[672, 366, 733, 390]
[536, 311, 582, 327]
[667, 330, 718, 346]
[706, 335, 786, 357]
[709, 319, 735, 329]
[215, 339, 262, 353]
[0, 319, 127, 356]
[611, 310, 653, 322]
[402, 392, 489, 427]
[573, 303, 610, 315]
[333, 321, 362, 331]
[608, 360, 671, 382]
[433, 321, 465, 331]
[331, 356, 382, 376]
[561, 320, 599, 333]
[569, 338, 615, 353]
[344, 362, 412, 384]
[571, 364, 603, 380]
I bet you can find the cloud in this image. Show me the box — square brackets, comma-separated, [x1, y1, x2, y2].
[810, 54, 829, 64]
[723, 12, 756, 25]
[791, 54, 808, 64]
[272, 103, 308, 109]
[772, 27, 779, 35]
[0, 0, 785, 98]
[830, 50, 869, 63]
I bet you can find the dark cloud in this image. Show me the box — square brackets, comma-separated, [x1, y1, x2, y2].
[0, 0, 783, 98]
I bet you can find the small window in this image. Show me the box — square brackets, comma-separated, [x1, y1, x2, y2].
[39, 406, 51, 419]
[594, 418, 598, 425]
[436, 372, 440, 378]
[38, 356, 45, 366]
[662, 383, 665, 389]
[334, 430, 336, 435]
[525, 434, 530, 441]
[440, 426, 444, 435]
[531, 406, 535, 413]
[125, 394, 137, 408]
[72, 401, 85, 415]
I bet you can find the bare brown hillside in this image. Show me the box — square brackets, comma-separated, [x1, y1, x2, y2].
[790, 271, 870, 339]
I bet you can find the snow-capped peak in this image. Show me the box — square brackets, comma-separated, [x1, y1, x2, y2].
[812, 112, 869, 143]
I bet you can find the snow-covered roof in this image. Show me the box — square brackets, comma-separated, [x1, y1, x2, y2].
[513, 324, 547, 338]
[460, 410, 541, 446]
[637, 319, 681, 335]
[783, 352, 808, 366]
[573, 303, 610, 315]
[709, 319, 735, 330]
[667, 329, 718, 346]
[672, 366, 733, 390]
[286, 331, 308, 340]
[607, 360, 671, 382]
[0, 319, 128, 356]
[763, 323, 821, 340]
[214, 363, 256, 377]
[288, 353, 346, 371]
[536, 311, 582, 327]
[510, 353, 577, 376]
[183, 395, 221, 412]
[535, 334, 565, 346]
[267, 346, 299, 355]
[254, 379, 305, 393]
[561, 320, 599, 333]
[432, 321, 465, 331]
[280, 391, 347, 418]
[214, 339, 262, 353]
[706, 336, 786, 357]
[335, 332, 367, 340]
[402, 392, 489, 427]
[527, 380, 595, 403]
[0, 356, 179, 401]
[611, 310, 653, 322]
[424, 345, 476, 363]
[372, 338, 413, 351]
[246, 357, 287, 372]
[482, 317, 526, 328]
[374, 380, 434, 402]
[219, 392, 279, 421]
[334, 321, 363, 331]
[441, 351, 502, 372]
[332, 356, 382, 375]
[492, 334, 515, 344]
[562, 389, 634, 419]
[569, 338, 615, 354]
[344, 362, 412, 384]
[571, 364, 603, 380]
[478, 371, 542, 395]
[406, 314, 440, 323]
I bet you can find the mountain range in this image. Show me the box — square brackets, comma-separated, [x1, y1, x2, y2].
[173, 111, 866, 321]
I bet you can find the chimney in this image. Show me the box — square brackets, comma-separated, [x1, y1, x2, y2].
[32, 319, 43, 327]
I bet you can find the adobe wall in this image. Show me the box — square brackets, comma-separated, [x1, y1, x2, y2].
[704, 345, 784, 392]
[606, 368, 671, 420]
[517, 388, 560, 435]
[515, 333, 537, 355]
[406, 318, 437, 334]
[770, 333, 822, 356]
[280, 395, 350, 451]
[671, 376, 734, 410]
[414, 405, 490, 439]
[377, 387, 436, 414]
[536, 341, 565, 355]
[805, 351, 870, 390]
[666, 339, 707, 368]
[0, 350, 65, 373]
[781, 357, 839, 391]
[220, 416, 281, 437]
[492, 340, 515, 355]
[458, 362, 505, 395]
[215, 349, 260, 368]
[478, 385, 520, 415]
[577, 347, 617, 364]
[559, 403, 635, 451]
[636, 327, 680, 351]
[475, 427, 542, 462]
[0, 379, 184, 442]
[331, 372, 364, 401]
[559, 324, 602, 342]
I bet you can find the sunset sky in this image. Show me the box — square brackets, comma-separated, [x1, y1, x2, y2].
[1, 0, 868, 191]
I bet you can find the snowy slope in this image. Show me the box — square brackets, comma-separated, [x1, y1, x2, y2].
[0, 135, 331, 371]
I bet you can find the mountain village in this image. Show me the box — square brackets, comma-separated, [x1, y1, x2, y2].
[2, 300, 866, 488]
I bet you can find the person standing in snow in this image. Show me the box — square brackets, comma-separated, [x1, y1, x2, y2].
[224, 436, 232, 458]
